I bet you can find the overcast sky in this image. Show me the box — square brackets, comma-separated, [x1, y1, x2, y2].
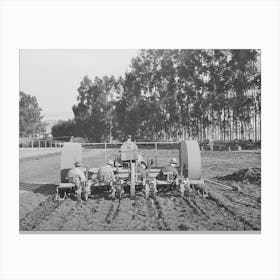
[20, 49, 139, 120]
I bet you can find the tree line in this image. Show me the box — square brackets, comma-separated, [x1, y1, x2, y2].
[19, 91, 46, 137]
[52, 49, 261, 143]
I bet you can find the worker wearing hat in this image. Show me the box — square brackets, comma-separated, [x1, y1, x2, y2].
[156, 157, 179, 182]
[67, 161, 86, 200]
[126, 134, 132, 143]
[96, 159, 116, 184]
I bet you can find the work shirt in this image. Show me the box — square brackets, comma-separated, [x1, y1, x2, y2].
[157, 165, 179, 181]
[137, 165, 148, 180]
[120, 141, 138, 161]
[97, 165, 115, 182]
[67, 167, 86, 182]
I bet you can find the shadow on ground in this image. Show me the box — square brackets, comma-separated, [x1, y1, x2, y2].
[20, 183, 57, 196]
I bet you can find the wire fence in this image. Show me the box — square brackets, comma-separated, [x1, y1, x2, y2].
[19, 139, 64, 148]
[19, 140, 180, 165]
[19, 138, 260, 152]
[81, 142, 180, 166]
[18, 139, 260, 170]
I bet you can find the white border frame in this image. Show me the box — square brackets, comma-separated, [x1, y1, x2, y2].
[1, 1, 280, 280]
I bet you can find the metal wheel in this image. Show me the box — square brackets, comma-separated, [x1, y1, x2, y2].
[179, 141, 202, 180]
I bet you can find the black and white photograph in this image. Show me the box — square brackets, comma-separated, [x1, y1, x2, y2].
[19, 49, 261, 232]
[1, 0, 280, 279]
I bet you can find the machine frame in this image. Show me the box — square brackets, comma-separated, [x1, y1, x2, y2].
[55, 140, 206, 201]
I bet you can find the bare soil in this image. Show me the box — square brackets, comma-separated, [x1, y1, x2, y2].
[19, 150, 261, 232]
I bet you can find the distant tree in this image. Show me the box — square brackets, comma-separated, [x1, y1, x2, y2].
[19, 91, 46, 137]
[72, 75, 118, 142]
[51, 119, 76, 138]
[69, 49, 261, 143]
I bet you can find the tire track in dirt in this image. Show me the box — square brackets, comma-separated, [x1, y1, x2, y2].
[156, 188, 253, 231]
[152, 188, 206, 231]
[35, 199, 85, 231]
[108, 194, 158, 231]
[223, 192, 260, 209]
[145, 198, 160, 230]
[171, 193, 210, 230]
[155, 194, 197, 231]
[56, 202, 83, 230]
[207, 189, 259, 230]
[191, 195, 245, 230]
[183, 196, 210, 218]
[104, 198, 130, 231]
[152, 197, 171, 230]
[60, 197, 113, 231]
[103, 199, 122, 230]
[110, 194, 155, 231]
[31, 195, 112, 231]
[20, 195, 62, 231]
[130, 194, 157, 230]
[144, 195, 171, 231]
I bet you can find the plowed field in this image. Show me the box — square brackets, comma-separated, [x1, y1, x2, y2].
[19, 149, 261, 232]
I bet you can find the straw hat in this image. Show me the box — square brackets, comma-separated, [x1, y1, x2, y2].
[140, 161, 148, 169]
[74, 161, 82, 167]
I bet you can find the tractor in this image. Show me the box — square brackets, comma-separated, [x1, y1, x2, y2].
[55, 140, 206, 201]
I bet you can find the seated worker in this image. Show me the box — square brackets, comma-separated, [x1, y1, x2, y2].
[67, 161, 86, 199]
[96, 160, 116, 184]
[156, 158, 179, 181]
[137, 153, 144, 163]
[137, 161, 148, 181]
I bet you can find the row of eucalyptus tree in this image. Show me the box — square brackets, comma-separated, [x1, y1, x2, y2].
[52, 49, 261, 142]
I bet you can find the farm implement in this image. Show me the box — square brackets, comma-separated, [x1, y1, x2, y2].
[55, 140, 207, 201]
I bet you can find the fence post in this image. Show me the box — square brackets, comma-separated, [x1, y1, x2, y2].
[105, 143, 107, 163]
[45, 140, 47, 148]
[130, 162, 136, 197]
[39, 140, 40, 148]
[32, 140, 33, 148]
